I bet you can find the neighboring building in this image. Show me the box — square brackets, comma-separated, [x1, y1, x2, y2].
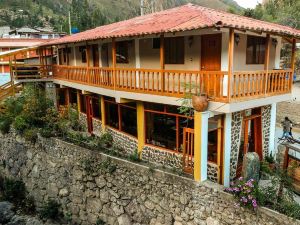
[11, 4, 300, 185]
[8, 27, 66, 39]
[0, 26, 64, 76]
[0, 38, 50, 74]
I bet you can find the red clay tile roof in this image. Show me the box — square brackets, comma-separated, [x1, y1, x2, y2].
[43, 3, 300, 46]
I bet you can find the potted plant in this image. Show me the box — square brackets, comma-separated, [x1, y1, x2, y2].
[178, 83, 208, 116]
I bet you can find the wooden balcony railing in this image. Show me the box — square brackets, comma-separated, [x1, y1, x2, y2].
[52, 65, 292, 103]
[12, 65, 53, 80]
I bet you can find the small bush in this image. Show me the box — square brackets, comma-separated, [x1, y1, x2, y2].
[22, 195, 36, 215]
[40, 127, 53, 138]
[23, 128, 38, 143]
[99, 159, 117, 174]
[1, 177, 26, 205]
[39, 200, 61, 220]
[96, 218, 105, 225]
[265, 153, 275, 164]
[225, 177, 258, 210]
[0, 117, 12, 134]
[128, 149, 140, 162]
[99, 132, 113, 148]
[13, 115, 29, 134]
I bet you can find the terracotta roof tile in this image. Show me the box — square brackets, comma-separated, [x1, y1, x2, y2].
[43, 4, 300, 46]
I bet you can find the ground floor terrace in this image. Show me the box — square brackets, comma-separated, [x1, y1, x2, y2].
[53, 84, 277, 186]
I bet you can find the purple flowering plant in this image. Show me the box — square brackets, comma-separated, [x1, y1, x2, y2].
[225, 177, 258, 210]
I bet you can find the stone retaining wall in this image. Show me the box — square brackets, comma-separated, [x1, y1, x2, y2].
[0, 133, 298, 225]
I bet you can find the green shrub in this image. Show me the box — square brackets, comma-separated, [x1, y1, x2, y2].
[13, 115, 29, 134]
[22, 195, 36, 215]
[96, 218, 105, 225]
[0, 117, 12, 134]
[265, 153, 275, 164]
[40, 127, 54, 138]
[99, 132, 113, 148]
[23, 128, 38, 143]
[1, 177, 26, 205]
[99, 158, 117, 174]
[128, 149, 140, 162]
[39, 200, 61, 220]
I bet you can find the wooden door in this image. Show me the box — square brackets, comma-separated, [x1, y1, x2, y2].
[201, 34, 222, 71]
[86, 96, 93, 133]
[92, 44, 99, 67]
[183, 128, 194, 174]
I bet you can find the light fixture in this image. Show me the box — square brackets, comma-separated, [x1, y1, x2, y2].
[234, 34, 240, 46]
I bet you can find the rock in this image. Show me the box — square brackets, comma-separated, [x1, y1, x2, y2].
[112, 204, 124, 216]
[206, 217, 220, 225]
[95, 176, 107, 188]
[117, 214, 132, 225]
[0, 201, 14, 223]
[59, 188, 69, 197]
[242, 152, 260, 181]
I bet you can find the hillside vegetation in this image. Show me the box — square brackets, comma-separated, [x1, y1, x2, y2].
[0, 0, 242, 33]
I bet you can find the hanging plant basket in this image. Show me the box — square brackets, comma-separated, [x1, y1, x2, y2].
[192, 94, 208, 112]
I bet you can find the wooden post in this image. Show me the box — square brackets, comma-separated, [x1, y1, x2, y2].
[264, 34, 271, 95]
[77, 90, 81, 112]
[100, 96, 106, 131]
[137, 101, 145, 158]
[291, 38, 296, 89]
[44, 48, 48, 78]
[160, 34, 165, 92]
[217, 117, 223, 184]
[112, 38, 117, 90]
[86, 44, 90, 84]
[227, 29, 234, 102]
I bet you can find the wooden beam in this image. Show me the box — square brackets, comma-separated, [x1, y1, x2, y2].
[160, 34, 165, 92]
[86, 44, 90, 68]
[112, 38, 116, 89]
[227, 28, 234, 102]
[264, 34, 271, 70]
[291, 38, 296, 73]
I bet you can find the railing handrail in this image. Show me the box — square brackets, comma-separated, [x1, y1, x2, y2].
[52, 64, 293, 103]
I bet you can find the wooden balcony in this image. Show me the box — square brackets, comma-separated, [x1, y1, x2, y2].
[12, 65, 53, 80]
[51, 65, 292, 103]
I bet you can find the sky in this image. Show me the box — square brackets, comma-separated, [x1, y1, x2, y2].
[236, 0, 263, 9]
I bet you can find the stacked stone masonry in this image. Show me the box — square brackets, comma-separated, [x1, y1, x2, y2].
[0, 133, 298, 225]
[230, 111, 243, 180]
[261, 105, 271, 158]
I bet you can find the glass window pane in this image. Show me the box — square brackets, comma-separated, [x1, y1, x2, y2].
[105, 102, 118, 129]
[92, 97, 101, 119]
[121, 106, 137, 137]
[208, 129, 218, 163]
[146, 112, 176, 150]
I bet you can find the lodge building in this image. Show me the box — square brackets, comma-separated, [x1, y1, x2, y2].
[7, 4, 300, 186]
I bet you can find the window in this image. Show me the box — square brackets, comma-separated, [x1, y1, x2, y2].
[145, 103, 193, 151]
[91, 96, 101, 119]
[79, 46, 87, 63]
[246, 36, 266, 64]
[79, 94, 87, 113]
[208, 116, 223, 163]
[164, 37, 184, 64]
[57, 89, 67, 106]
[69, 89, 78, 106]
[152, 38, 160, 49]
[104, 99, 137, 137]
[116, 41, 129, 63]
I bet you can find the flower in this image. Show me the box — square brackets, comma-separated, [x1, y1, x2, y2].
[252, 199, 257, 208]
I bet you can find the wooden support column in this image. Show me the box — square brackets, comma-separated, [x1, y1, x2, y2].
[66, 88, 70, 106]
[227, 29, 234, 102]
[194, 111, 209, 182]
[86, 44, 90, 83]
[77, 90, 81, 112]
[100, 96, 106, 131]
[160, 34, 165, 92]
[137, 101, 145, 157]
[112, 38, 117, 90]
[217, 117, 223, 184]
[264, 34, 271, 95]
[291, 38, 296, 89]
